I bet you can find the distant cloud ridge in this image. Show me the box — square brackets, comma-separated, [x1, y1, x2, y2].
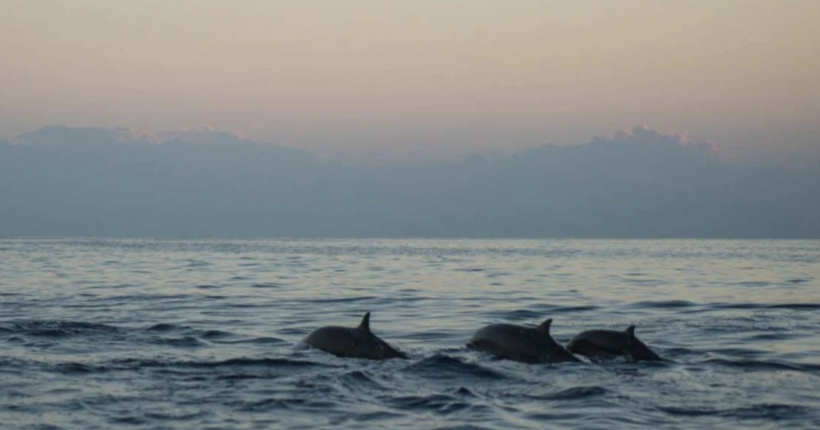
[1, 125, 817, 238]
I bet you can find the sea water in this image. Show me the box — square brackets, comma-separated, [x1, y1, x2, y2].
[1, 238, 819, 429]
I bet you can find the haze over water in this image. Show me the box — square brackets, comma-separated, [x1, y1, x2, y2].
[2, 238, 819, 429]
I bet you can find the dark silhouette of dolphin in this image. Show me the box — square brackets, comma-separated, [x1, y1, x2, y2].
[566, 326, 661, 362]
[466, 318, 580, 364]
[302, 312, 408, 360]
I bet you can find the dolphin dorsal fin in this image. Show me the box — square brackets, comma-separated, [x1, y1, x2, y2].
[625, 325, 636, 347]
[537, 318, 553, 334]
[358, 312, 371, 333]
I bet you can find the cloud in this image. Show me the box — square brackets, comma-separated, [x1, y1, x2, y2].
[154, 126, 252, 146]
[14, 125, 155, 146]
[0, 125, 817, 238]
[600, 125, 718, 154]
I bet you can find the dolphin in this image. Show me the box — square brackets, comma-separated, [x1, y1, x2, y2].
[466, 318, 580, 364]
[566, 326, 661, 362]
[302, 312, 408, 360]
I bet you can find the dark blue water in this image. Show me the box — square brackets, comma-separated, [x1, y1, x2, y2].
[2, 239, 819, 429]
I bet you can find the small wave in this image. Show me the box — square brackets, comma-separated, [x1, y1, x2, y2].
[144, 323, 187, 332]
[750, 332, 803, 341]
[551, 305, 601, 313]
[406, 355, 506, 380]
[706, 347, 763, 359]
[708, 302, 820, 311]
[630, 300, 697, 309]
[154, 336, 205, 348]
[341, 369, 376, 383]
[387, 393, 471, 415]
[110, 415, 148, 425]
[252, 282, 288, 289]
[489, 309, 543, 321]
[89, 283, 133, 290]
[710, 302, 766, 310]
[431, 425, 494, 430]
[215, 373, 265, 381]
[239, 336, 288, 345]
[767, 303, 820, 310]
[659, 403, 811, 420]
[404, 331, 457, 342]
[111, 357, 328, 370]
[524, 386, 609, 401]
[305, 296, 377, 304]
[199, 330, 234, 339]
[186, 259, 211, 267]
[736, 281, 772, 287]
[55, 362, 108, 374]
[548, 386, 609, 400]
[702, 358, 820, 373]
[336, 370, 387, 392]
[4, 321, 121, 337]
[724, 404, 813, 420]
[143, 411, 208, 423]
[210, 358, 329, 368]
[229, 397, 308, 412]
[117, 293, 190, 301]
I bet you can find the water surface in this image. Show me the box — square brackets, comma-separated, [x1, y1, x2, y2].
[2, 239, 819, 429]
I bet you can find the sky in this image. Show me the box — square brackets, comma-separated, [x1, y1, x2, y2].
[1, 0, 819, 165]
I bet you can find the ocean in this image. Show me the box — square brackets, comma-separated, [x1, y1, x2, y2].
[1, 238, 819, 429]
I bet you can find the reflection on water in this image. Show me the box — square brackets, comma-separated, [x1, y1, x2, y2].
[1, 239, 819, 429]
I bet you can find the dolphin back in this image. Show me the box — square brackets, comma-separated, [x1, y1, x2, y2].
[303, 313, 408, 360]
[566, 329, 630, 360]
[567, 327, 661, 362]
[468, 323, 579, 364]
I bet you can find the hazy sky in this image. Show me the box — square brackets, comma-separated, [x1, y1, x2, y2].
[1, 0, 818, 164]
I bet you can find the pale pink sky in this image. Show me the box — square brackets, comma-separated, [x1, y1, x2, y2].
[1, 0, 818, 164]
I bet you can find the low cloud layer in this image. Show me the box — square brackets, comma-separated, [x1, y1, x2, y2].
[1, 125, 817, 238]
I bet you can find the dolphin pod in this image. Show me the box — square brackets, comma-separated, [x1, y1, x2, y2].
[303, 312, 661, 363]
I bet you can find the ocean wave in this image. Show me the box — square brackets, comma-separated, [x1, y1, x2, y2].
[406, 355, 507, 380]
[117, 357, 329, 369]
[1, 321, 121, 337]
[701, 358, 820, 373]
[524, 386, 610, 401]
[658, 403, 812, 420]
[630, 300, 698, 309]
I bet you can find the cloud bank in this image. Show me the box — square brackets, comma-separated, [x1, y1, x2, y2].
[1, 125, 817, 238]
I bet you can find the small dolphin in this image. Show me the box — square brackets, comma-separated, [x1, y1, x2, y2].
[566, 326, 661, 362]
[302, 312, 408, 360]
[466, 318, 580, 364]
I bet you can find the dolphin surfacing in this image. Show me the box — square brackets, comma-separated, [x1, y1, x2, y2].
[566, 326, 661, 362]
[467, 318, 579, 364]
[302, 312, 408, 360]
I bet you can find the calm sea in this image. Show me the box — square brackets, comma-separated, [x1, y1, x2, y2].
[1, 238, 819, 429]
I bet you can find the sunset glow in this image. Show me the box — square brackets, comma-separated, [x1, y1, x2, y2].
[1, 0, 818, 163]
